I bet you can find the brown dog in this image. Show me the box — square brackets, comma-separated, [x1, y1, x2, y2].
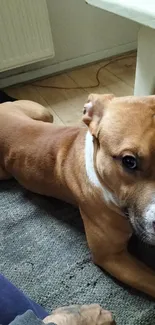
[1, 95, 155, 298]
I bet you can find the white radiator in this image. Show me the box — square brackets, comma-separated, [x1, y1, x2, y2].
[0, 0, 55, 72]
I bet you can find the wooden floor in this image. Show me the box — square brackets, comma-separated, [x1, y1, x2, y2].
[5, 53, 136, 126]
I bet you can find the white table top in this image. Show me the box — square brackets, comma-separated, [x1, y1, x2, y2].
[86, 0, 155, 29]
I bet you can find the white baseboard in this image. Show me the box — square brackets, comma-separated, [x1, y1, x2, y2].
[1, 41, 137, 88]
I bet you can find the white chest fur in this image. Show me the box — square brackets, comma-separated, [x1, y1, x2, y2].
[85, 131, 117, 206]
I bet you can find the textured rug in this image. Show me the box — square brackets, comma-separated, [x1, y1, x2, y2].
[0, 179, 155, 325]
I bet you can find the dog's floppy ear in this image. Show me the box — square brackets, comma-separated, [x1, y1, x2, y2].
[83, 93, 114, 136]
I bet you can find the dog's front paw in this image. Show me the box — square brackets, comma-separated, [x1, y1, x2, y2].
[43, 304, 115, 325]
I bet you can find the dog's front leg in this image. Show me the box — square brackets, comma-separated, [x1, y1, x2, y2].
[80, 209, 155, 298]
[101, 251, 155, 297]
[0, 166, 11, 180]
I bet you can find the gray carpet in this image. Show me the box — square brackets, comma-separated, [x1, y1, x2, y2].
[1, 180, 155, 325]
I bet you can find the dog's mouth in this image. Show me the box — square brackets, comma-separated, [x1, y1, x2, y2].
[122, 207, 155, 246]
[123, 207, 130, 219]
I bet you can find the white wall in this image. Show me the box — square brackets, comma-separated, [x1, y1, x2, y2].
[1, 0, 140, 87]
[47, 0, 139, 64]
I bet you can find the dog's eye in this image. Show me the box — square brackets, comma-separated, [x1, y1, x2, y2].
[122, 155, 137, 170]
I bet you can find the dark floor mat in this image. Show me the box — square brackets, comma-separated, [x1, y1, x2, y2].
[0, 90, 16, 103]
[0, 180, 155, 325]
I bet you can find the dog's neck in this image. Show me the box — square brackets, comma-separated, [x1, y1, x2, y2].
[85, 131, 117, 206]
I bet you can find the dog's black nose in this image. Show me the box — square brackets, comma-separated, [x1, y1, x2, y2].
[152, 221, 155, 232]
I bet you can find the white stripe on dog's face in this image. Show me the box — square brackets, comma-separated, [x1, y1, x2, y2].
[85, 131, 117, 206]
[144, 203, 155, 234]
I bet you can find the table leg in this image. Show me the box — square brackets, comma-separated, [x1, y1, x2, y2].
[134, 26, 155, 96]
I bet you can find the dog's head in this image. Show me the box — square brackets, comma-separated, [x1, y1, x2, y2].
[83, 93, 155, 245]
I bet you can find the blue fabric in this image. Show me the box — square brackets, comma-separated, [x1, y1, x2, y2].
[0, 274, 48, 325]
